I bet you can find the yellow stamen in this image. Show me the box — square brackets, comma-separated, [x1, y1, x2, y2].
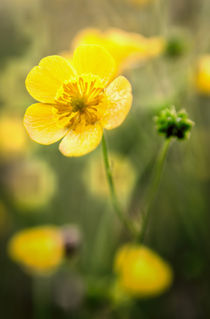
[54, 74, 105, 127]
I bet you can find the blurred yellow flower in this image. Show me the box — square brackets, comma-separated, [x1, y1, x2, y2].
[114, 244, 173, 297]
[0, 116, 27, 158]
[4, 158, 56, 210]
[24, 45, 132, 157]
[8, 226, 64, 275]
[70, 28, 165, 74]
[195, 55, 210, 95]
[84, 152, 136, 206]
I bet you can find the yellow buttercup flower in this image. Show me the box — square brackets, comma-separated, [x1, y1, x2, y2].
[71, 28, 165, 73]
[24, 45, 132, 157]
[8, 226, 64, 275]
[114, 244, 173, 297]
[195, 55, 210, 95]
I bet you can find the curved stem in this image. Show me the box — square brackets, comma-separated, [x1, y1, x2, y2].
[138, 138, 171, 243]
[101, 134, 137, 237]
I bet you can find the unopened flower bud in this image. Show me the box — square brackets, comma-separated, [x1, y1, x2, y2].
[165, 34, 188, 58]
[155, 106, 194, 140]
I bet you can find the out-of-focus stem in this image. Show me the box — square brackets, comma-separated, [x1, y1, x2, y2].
[101, 134, 137, 237]
[138, 138, 171, 243]
[33, 276, 51, 319]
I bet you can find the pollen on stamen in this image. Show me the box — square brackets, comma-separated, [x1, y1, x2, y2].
[54, 74, 105, 127]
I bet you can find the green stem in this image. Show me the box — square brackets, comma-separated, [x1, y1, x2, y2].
[33, 276, 51, 319]
[101, 134, 137, 237]
[138, 138, 171, 243]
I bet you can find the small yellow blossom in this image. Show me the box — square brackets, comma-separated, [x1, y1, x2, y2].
[0, 116, 27, 158]
[70, 28, 165, 73]
[84, 152, 136, 205]
[195, 55, 210, 95]
[24, 45, 132, 157]
[4, 158, 56, 210]
[114, 244, 173, 297]
[8, 226, 64, 275]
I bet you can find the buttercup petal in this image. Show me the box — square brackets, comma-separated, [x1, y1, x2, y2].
[24, 103, 68, 145]
[25, 56, 76, 103]
[73, 45, 116, 86]
[72, 28, 104, 48]
[59, 122, 103, 157]
[102, 76, 132, 130]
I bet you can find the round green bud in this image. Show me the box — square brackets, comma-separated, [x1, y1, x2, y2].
[155, 106, 194, 140]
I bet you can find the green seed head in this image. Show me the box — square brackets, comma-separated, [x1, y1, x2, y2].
[155, 106, 194, 140]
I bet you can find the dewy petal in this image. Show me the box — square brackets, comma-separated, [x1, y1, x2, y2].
[24, 103, 68, 145]
[25, 56, 76, 103]
[59, 122, 103, 157]
[102, 76, 132, 130]
[73, 45, 116, 86]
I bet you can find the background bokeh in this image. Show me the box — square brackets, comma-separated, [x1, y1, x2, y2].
[0, 0, 210, 318]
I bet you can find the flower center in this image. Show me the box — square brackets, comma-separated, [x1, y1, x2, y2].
[54, 74, 105, 128]
[71, 97, 86, 112]
[55, 74, 104, 110]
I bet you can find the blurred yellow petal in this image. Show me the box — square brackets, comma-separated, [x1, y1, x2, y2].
[24, 103, 68, 145]
[195, 55, 210, 95]
[0, 116, 27, 158]
[106, 29, 165, 70]
[147, 37, 166, 57]
[73, 45, 116, 85]
[102, 76, 132, 130]
[25, 56, 76, 103]
[8, 226, 64, 274]
[71, 28, 164, 74]
[114, 244, 173, 297]
[72, 28, 104, 48]
[59, 122, 103, 157]
[106, 29, 148, 67]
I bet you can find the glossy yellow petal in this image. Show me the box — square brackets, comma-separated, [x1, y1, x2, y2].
[102, 76, 132, 130]
[73, 45, 116, 85]
[59, 122, 103, 157]
[24, 103, 68, 145]
[25, 56, 76, 103]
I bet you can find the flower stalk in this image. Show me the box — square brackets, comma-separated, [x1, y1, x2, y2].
[138, 138, 171, 243]
[33, 276, 51, 319]
[101, 134, 137, 237]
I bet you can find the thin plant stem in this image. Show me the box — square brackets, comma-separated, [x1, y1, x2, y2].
[101, 134, 137, 237]
[138, 138, 171, 243]
[33, 276, 51, 319]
